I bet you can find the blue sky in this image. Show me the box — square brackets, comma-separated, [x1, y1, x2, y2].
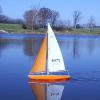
[0, 0, 100, 25]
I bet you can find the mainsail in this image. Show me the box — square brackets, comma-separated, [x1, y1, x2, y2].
[47, 23, 65, 72]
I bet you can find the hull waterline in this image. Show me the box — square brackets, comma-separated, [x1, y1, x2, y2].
[28, 75, 70, 83]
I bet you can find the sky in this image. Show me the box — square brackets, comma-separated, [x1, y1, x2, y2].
[0, 0, 100, 25]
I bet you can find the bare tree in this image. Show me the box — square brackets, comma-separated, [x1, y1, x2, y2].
[88, 16, 96, 32]
[50, 10, 59, 27]
[31, 7, 39, 31]
[38, 7, 52, 28]
[73, 10, 81, 28]
[24, 7, 39, 32]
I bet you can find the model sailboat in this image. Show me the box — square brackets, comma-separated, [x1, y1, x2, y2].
[28, 23, 70, 82]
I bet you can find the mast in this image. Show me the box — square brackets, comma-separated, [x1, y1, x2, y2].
[46, 24, 49, 75]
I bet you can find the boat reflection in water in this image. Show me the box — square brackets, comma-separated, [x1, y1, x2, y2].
[29, 82, 64, 100]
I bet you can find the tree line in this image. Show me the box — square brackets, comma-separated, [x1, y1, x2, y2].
[23, 7, 97, 32]
[0, 6, 97, 32]
[23, 7, 61, 31]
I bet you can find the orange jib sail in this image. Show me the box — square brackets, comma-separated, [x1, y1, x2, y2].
[30, 37, 47, 73]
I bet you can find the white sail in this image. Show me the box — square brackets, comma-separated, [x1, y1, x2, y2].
[47, 84, 64, 100]
[47, 23, 65, 72]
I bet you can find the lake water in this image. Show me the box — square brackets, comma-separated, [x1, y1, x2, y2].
[0, 33, 100, 100]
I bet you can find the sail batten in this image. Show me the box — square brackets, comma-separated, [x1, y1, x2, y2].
[47, 23, 65, 72]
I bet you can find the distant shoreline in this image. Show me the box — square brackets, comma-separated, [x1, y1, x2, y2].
[0, 23, 100, 35]
[0, 31, 100, 36]
[0, 32, 100, 38]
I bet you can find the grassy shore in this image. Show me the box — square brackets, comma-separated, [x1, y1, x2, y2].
[0, 23, 100, 35]
[0, 23, 33, 33]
